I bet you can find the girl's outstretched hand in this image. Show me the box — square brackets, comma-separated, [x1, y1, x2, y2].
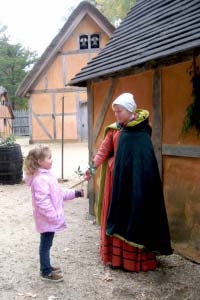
[75, 189, 84, 198]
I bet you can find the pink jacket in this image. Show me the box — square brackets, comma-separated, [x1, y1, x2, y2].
[25, 168, 76, 233]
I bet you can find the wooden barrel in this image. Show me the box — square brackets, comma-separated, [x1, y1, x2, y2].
[0, 143, 23, 184]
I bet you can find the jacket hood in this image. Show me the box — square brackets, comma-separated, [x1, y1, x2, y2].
[24, 168, 50, 186]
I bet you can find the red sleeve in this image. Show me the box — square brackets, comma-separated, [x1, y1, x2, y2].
[93, 129, 114, 167]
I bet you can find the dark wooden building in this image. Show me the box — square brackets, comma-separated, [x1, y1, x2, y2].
[69, 0, 200, 262]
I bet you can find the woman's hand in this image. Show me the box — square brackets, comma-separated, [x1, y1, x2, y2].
[84, 169, 91, 181]
[84, 161, 97, 181]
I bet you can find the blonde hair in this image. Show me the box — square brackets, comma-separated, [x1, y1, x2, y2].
[24, 145, 50, 175]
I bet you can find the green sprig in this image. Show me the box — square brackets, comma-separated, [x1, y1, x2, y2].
[74, 165, 84, 178]
[0, 135, 16, 147]
[88, 161, 97, 175]
[182, 57, 200, 136]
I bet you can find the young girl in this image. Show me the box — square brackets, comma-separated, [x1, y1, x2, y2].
[24, 145, 84, 282]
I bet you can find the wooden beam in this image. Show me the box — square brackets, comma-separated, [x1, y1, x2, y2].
[75, 91, 81, 141]
[31, 87, 86, 94]
[162, 144, 200, 158]
[152, 68, 162, 176]
[44, 73, 48, 89]
[35, 112, 76, 117]
[93, 78, 117, 142]
[87, 81, 95, 216]
[61, 49, 101, 55]
[29, 96, 33, 142]
[62, 55, 67, 87]
[87, 82, 93, 159]
[32, 111, 53, 139]
[52, 94, 56, 139]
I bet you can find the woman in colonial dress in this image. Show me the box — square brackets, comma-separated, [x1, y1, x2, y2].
[85, 93, 172, 272]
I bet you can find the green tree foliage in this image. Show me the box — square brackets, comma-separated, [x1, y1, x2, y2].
[182, 58, 200, 136]
[88, 0, 136, 24]
[0, 32, 38, 109]
[66, 0, 136, 25]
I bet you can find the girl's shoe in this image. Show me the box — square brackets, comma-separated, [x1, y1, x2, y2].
[51, 266, 62, 273]
[41, 272, 64, 282]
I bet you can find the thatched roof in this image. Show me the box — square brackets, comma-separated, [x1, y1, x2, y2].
[16, 1, 114, 97]
[69, 0, 200, 87]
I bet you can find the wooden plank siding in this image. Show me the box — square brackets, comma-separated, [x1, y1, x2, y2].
[12, 110, 29, 136]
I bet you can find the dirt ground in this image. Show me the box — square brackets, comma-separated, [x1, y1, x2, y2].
[0, 138, 200, 300]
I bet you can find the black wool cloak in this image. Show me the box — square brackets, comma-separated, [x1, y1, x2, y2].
[106, 119, 172, 255]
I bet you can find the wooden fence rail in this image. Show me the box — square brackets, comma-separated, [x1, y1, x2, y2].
[12, 110, 29, 136]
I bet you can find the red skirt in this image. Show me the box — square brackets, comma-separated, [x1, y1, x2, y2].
[100, 235, 157, 272]
[100, 162, 157, 272]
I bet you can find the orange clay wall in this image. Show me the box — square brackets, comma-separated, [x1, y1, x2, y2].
[162, 60, 200, 262]
[31, 91, 88, 141]
[31, 14, 110, 142]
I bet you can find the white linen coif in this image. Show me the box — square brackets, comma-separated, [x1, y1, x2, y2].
[112, 93, 137, 112]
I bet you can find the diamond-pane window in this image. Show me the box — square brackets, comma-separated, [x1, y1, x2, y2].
[79, 35, 88, 49]
[90, 34, 100, 48]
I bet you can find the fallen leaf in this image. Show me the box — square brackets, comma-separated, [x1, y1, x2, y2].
[48, 296, 59, 300]
[63, 247, 70, 252]
[102, 272, 113, 281]
[26, 293, 37, 298]
[17, 292, 37, 298]
[89, 219, 96, 225]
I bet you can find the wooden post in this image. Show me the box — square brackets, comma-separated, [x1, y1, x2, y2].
[152, 68, 162, 177]
[29, 96, 33, 143]
[52, 93, 56, 139]
[87, 78, 117, 215]
[93, 78, 117, 142]
[87, 81, 95, 216]
[61, 96, 64, 179]
[75, 91, 81, 141]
